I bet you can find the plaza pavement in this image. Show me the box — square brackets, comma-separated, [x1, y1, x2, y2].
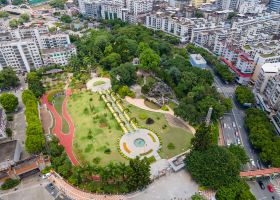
[128, 170, 198, 200]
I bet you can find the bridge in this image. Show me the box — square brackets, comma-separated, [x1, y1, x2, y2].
[240, 168, 280, 178]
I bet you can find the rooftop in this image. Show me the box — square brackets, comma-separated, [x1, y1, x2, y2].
[190, 54, 207, 64]
[261, 62, 280, 73]
[0, 140, 17, 162]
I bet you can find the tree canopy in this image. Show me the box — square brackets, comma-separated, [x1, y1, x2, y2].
[235, 86, 255, 105]
[0, 68, 19, 90]
[186, 146, 241, 189]
[49, 0, 66, 9]
[245, 108, 280, 166]
[27, 72, 45, 98]
[0, 93, 18, 113]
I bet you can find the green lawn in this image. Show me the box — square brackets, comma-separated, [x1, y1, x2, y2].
[93, 80, 105, 86]
[67, 91, 127, 166]
[124, 102, 193, 159]
[53, 95, 69, 134]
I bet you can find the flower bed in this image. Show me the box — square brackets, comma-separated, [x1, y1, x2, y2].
[123, 142, 131, 154]
[148, 132, 156, 142]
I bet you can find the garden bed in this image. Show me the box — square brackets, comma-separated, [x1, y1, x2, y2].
[53, 95, 69, 134]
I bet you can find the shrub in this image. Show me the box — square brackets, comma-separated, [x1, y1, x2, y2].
[104, 148, 111, 154]
[161, 105, 169, 111]
[93, 157, 101, 164]
[7, 115, 13, 121]
[117, 86, 135, 98]
[146, 118, 154, 124]
[1, 179, 20, 190]
[5, 128, 12, 137]
[167, 143, 175, 150]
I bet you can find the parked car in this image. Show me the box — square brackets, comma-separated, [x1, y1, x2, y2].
[232, 122, 236, 128]
[258, 181, 265, 190]
[267, 184, 274, 193]
[235, 131, 239, 136]
[42, 173, 51, 179]
[236, 138, 241, 145]
[250, 159, 256, 167]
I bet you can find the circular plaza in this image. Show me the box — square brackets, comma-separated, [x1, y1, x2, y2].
[119, 129, 160, 159]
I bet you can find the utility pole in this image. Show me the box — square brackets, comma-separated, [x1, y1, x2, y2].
[205, 106, 213, 127]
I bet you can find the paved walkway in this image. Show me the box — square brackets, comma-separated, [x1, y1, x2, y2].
[41, 89, 79, 166]
[125, 97, 174, 115]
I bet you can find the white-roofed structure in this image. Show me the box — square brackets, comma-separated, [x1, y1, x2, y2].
[255, 62, 280, 94]
[189, 54, 207, 68]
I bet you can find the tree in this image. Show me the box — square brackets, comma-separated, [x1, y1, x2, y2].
[60, 14, 72, 23]
[27, 72, 44, 98]
[228, 145, 249, 165]
[100, 53, 121, 69]
[139, 48, 160, 71]
[0, 93, 18, 113]
[195, 10, 204, 18]
[49, 0, 66, 9]
[186, 146, 241, 189]
[235, 86, 255, 105]
[0, 11, 9, 18]
[9, 19, 19, 28]
[0, 68, 19, 90]
[192, 193, 206, 200]
[110, 63, 137, 89]
[11, 0, 23, 5]
[215, 180, 256, 200]
[191, 124, 212, 151]
[127, 157, 151, 191]
[19, 13, 30, 23]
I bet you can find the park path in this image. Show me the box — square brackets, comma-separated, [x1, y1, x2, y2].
[41, 89, 79, 166]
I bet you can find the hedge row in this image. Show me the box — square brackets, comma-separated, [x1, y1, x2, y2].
[22, 90, 45, 153]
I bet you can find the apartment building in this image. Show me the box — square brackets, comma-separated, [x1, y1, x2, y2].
[101, 0, 127, 21]
[145, 13, 194, 41]
[255, 62, 280, 94]
[192, 0, 211, 8]
[264, 73, 280, 110]
[41, 45, 76, 66]
[269, 0, 280, 13]
[0, 26, 76, 72]
[84, 0, 102, 18]
[0, 39, 43, 72]
[0, 108, 7, 140]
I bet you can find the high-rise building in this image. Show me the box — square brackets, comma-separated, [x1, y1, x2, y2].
[269, 0, 280, 13]
[0, 40, 43, 72]
[192, 0, 211, 8]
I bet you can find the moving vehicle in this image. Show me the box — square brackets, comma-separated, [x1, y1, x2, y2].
[267, 184, 274, 193]
[258, 181, 265, 190]
[236, 138, 241, 145]
[42, 173, 51, 179]
[235, 131, 239, 136]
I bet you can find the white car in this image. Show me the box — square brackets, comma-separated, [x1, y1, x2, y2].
[236, 138, 241, 145]
[232, 122, 236, 128]
[250, 159, 256, 167]
[42, 173, 51, 179]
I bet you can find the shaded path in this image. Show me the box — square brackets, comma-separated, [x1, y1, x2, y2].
[41, 89, 79, 166]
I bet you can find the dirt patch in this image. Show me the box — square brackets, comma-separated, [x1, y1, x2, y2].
[40, 106, 52, 134]
[99, 123, 107, 128]
[165, 114, 195, 134]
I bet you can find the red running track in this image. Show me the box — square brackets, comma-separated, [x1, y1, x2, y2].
[41, 89, 79, 166]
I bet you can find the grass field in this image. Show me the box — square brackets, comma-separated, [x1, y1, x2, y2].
[67, 91, 127, 166]
[124, 102, 193, 159]
[53, 95, 69, 134]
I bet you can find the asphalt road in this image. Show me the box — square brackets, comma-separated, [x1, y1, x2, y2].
[206, 66, 261, 170]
